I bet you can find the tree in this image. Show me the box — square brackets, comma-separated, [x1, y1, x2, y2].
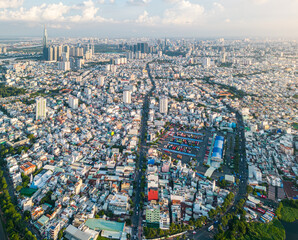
[247, 185, 253, 194]
[58, 228, 65, 239]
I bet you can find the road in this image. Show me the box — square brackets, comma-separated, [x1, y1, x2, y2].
[130, 71, 248, 239]
[131, 63, 156, 239]
[189, 103, 248, 240]
[226, 104, 248, 201]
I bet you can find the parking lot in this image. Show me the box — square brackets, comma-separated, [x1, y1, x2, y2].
[157, 124, 235, 180]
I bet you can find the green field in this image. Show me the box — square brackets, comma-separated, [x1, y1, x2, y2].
[20, 187, 37, 197]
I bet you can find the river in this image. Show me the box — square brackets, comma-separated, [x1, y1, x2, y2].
[282, 220, 298, 240]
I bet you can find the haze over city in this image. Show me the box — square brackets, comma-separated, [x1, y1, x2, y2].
[0, 1, 297, 240]
[0, 0, 298, 38]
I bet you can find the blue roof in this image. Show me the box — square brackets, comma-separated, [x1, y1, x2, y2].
[148, 159, 155, 164]
[212, 135, 224, 159]
[216, 136, 224, 141]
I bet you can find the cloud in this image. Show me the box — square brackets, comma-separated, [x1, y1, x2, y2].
[162, 0, 204, 25]
[0, 3, 70, 22]
[213, 2, 224, 12]
[136, 10, 159, 25]
[69, 0, 103, 22]
[0, 0, 111, 24]
[127, 0, 151, 5]
[0, 0, 23, 9]
[133, 0, 205, 26]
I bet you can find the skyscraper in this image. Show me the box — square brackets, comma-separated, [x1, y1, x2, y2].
[159, 96, 168, 114]
[123, 90, 131, 104]
[43, 25, 48, 60]
[203, 58, 211, 68]
[68, 95, 78, 109]
[36, 97, 47, 120]
[47, 47, 53, 61]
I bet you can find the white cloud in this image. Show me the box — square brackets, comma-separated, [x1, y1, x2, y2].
[0, 3, 70, 22]
[128, 0, 151, 5]
[0, 0, 111, 24]
[136, 10, 159, 25]
[0, 0, 23, 9]
[162, 0, 204, 25]
[213, 2, 224, 12]
[133, 0, 205, 26]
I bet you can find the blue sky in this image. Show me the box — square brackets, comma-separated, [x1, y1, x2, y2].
[0, 0, 297, 38]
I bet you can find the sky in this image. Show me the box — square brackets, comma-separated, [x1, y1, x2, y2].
[0, 0, 297, 38]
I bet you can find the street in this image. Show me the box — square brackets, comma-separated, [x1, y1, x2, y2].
[131, 63, 156, 239]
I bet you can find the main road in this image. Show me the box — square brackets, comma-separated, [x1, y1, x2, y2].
[188, 100, 248, 240]
[131, 63, 156, 239]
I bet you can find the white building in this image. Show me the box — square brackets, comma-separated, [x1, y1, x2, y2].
[99, 76, 105, 87]
[159, 96, 168, 114]
[123, 90, 131, 104]
[203, 58, 211, 68]
[69, 95, 78, 109]
[58, 61, 70, 71]
[36, 97, 47, 120]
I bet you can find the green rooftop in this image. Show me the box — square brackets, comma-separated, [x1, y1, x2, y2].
[85, 219, 125, 232]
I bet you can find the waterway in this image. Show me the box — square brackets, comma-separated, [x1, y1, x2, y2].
[282, 220, 298, 240]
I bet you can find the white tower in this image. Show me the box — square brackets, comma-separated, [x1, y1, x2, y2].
[123, 90, 131, 104]
[99, 76, 105, 87]
[159, 96, 168, 114]
[36, 97, 47, 120]
[203, 58, 211, 68]
[68, 95, 78, 109]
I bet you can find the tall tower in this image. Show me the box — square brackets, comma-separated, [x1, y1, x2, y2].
[123, 90, 131, 104]
[36, 97, 47, 120]
[43, 25, 48, 60]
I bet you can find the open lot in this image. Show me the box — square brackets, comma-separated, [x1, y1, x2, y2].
[156, 125, 235, 180]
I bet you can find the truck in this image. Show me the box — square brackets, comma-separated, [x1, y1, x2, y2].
[208, 225, 214, 231]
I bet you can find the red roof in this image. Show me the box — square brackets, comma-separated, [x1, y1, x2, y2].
[148, 189, 158, 201]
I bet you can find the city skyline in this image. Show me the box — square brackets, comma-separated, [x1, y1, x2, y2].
[0, 0, 298, 38]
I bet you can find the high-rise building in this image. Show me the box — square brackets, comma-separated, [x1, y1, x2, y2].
[64, 45, 69, 54]
[203, 57, 211, 68]
[141, 42, 149, 53]
[57, 45, 63, 60]
[99, 76, 105, 87]
[123, 90, 131, 104]
[159, 96, 168, 114]
[58, 61, 70, 71]
[47, 47, 53, 61]
[53, 46, 58, 61]
[36, 97, 47, 120]
[68, 95, 78, 109]
[42, 25, 48, 60]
